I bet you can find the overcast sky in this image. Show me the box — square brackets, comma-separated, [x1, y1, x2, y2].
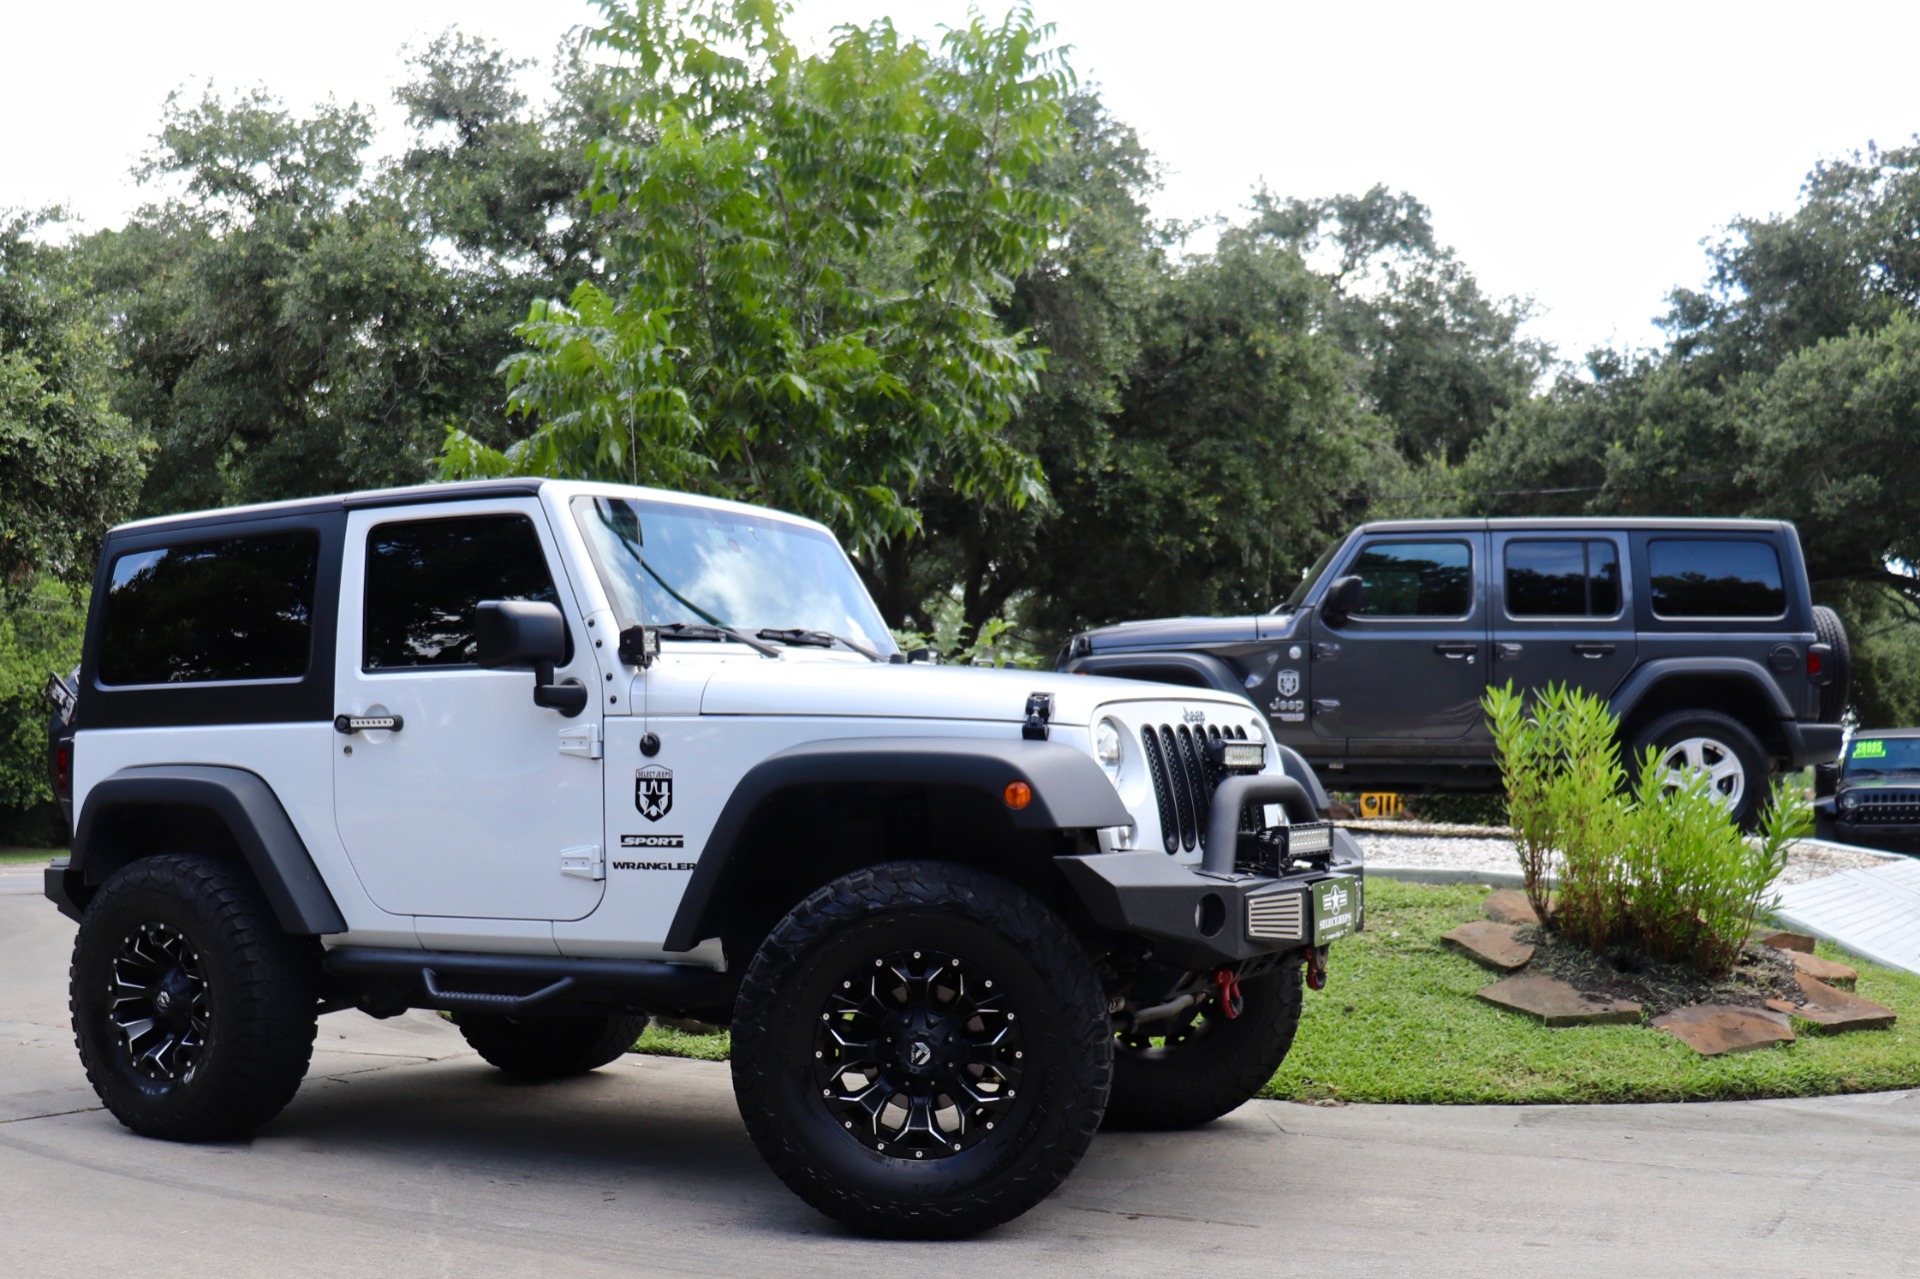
[5, 0, 1917, 361]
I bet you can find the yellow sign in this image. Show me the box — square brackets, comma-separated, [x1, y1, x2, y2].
[1359, 792, 1403, 819]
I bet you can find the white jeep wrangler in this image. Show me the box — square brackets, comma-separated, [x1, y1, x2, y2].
[44, 478, 1362, 1237]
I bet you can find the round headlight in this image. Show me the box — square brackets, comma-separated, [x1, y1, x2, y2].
[1095, 718, 1124, 772]
[1840, 792, 1859, 811]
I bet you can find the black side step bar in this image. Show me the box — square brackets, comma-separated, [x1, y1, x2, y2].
[325, 947, 729, 1014]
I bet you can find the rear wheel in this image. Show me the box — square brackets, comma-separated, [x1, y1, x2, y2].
[454, 1013, 649, 1079]
[730, 861, 1111, 1239]
[1631, 710, 1771, 829]
[1104, 963, 1303, 1130]
[70, 854, 318, 1141]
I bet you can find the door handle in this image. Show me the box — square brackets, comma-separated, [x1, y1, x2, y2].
[1313, 642, 1340, 660]
[1434, 643, 1478, 662]
[1573, 643, 1617, 659]
[1497, 643, 1523, 661]
[334, 713, 404, 734]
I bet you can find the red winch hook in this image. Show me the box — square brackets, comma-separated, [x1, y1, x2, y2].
[1211, 966, 1244, 1018]
[1306, 945, 1330, 992]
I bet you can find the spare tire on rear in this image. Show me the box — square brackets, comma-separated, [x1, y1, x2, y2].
[1812, 605, 1851, 723]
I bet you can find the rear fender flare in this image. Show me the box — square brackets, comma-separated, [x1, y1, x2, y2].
[67, 765, 347, 934]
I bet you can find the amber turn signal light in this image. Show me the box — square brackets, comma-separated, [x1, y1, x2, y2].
[1004, 781, 1033, 810]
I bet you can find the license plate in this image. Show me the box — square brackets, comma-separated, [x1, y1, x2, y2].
[1312, 875, 1362, 946]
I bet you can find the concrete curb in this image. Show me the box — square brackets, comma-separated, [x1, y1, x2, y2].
[1364, 866, 1548, 889]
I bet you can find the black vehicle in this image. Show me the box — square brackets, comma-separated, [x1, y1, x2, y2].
[1815, 730, 1920, 851]
[1062, 517, 1849, 827]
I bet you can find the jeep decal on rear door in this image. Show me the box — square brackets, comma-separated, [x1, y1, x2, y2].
[636, 765, 673, 820]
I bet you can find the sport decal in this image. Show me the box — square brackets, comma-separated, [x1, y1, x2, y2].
[635, 765, 673, 820]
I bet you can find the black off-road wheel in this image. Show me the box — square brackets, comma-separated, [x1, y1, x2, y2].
[70, 854, 318, 1142]
[1631, 709, 1772, 829]
[1104, 962, 1303, 1131]
[454, 1013, 649, 1079]
[730, 861, 1112, 1239]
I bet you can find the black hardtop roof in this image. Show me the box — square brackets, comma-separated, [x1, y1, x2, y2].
[105, 478, 548, 538]
[1352, 516, 1791, 536]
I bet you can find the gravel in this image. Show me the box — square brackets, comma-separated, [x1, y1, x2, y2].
[1353, 828, 1902, 887]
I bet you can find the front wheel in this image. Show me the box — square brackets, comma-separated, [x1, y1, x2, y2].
[70, 854, 318, 1141]
[1105, 963, 1303, 1130]
[730, 862, 1112, 1239]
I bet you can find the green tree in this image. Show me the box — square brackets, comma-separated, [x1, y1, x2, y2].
[1254, 185, 1547, 465]
[443, 0, 1070, 559]
[0, 214, 146, 590]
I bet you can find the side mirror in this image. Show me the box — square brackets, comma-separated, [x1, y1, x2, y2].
[1321, 575, 1364, 626]
[475, 600, 587, 717]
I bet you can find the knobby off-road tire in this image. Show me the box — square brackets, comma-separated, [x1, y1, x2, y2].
[70, 853, 318, 1142]
[1104, 962, 1304, 1131]
[1812, 604, 1851, 724]
[730, 861, 1112, 1239]
[454, 1013, 649, 1079]
[1632, 709, 1771, 830]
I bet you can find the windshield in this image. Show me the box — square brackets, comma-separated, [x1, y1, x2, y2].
[1842, 735, 1920, 777]
[571, 496, 897, 655]
[1278, 537, 1345, 612]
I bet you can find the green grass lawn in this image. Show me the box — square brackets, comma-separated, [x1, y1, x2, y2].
[1265, 877, 1920, 1104]
[0, 847, 63, 866]
[629, 878, 1920, 1104]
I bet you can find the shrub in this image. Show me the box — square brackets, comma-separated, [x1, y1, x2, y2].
[1484, 682, 1809, 978]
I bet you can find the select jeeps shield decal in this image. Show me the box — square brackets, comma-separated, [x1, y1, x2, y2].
[1276, 668, 1301, 697]
[635, 765, 673, 820]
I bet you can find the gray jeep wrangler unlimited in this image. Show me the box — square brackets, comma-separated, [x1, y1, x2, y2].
[1062, 517, 1848, 827]
[43, 478, 1361, 1238]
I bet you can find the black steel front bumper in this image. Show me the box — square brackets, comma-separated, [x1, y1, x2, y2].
[1055, 827, 1365, 968]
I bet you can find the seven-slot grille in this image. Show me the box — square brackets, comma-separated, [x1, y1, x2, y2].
[1850, 789, 1920, 824]
[1140, 722, 1255, 854]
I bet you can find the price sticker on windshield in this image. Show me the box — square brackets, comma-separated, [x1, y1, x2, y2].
[1853, 739, 1887, 759]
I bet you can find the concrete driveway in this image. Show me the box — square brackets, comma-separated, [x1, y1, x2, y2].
[3, 887, 1917, 1277]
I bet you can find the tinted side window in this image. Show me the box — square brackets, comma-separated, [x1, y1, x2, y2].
[1648, 540, 1785, 619]
[99, 532, 320, 685]
[1506, 540, 1621, 617]
[1353, 541, 1472, 617]
[364, 515, 563, 670]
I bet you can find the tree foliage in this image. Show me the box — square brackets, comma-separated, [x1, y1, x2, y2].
[444, 0, 1069, 558]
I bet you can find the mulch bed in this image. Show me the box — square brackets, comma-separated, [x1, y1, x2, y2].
[1517, 927, 1805, 1017]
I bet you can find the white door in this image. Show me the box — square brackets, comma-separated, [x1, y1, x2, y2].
[331, 499, 605, 921]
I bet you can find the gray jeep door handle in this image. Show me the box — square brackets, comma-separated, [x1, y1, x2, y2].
[1573, 643, 1617, 659]
[1434, 642, 1478, 659]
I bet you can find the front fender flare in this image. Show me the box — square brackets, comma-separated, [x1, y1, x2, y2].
[662, 737, 1131, 952]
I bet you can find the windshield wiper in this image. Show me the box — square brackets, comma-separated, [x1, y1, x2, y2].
[757, 627, 886, 663]
[653, 622, 783, 658]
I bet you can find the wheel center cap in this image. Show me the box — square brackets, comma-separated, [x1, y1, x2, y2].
[153, 990, 173, 1014]
[907, 1041, 933, 1069]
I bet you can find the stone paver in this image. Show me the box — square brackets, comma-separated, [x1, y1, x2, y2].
[1767, 974, 1897, 1033]
[1787, 949, 1858, 990]
[1442, 921, 1535, 971]
[1482, 888, 1543, 927]
[1651, 1005, 1795, 1055]
[1753, 928, 1816, 954]
[1475, 973, 1642, 1027]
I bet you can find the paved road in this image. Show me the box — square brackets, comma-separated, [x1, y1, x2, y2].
[4, 892, 1918, 1277]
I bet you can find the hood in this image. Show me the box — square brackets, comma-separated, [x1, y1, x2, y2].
[1838, 773, 1920, 791]
[697, 659, 1249, 726]
[1077, 615, 1264, 651]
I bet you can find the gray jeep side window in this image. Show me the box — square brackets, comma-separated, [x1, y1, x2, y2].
[1648, 539, 1785, 619]
[1352, 541, 1472, 617]
[99, 531, 320, 685]
[1506, 540, 1621, 617]
[363, 514, 564, 670]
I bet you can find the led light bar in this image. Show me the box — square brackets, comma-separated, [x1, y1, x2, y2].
[1209, 739, 1267, 771]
